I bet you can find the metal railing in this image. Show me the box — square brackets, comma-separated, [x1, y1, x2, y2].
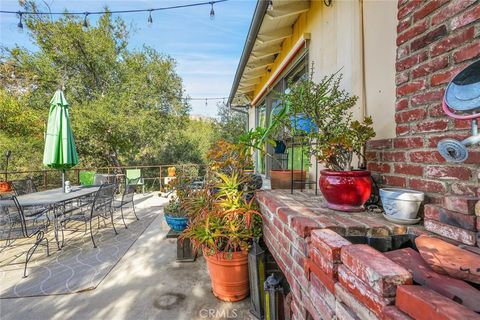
[1, 164, 207, 191]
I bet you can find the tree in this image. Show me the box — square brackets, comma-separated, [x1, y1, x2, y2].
[214, 101, 247, 143]
[0, 1, 193, 170]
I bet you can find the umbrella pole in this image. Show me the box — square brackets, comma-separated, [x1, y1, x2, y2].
[62, 169, 66, 193]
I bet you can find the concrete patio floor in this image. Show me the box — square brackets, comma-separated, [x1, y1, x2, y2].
[0, 194, 253, 320]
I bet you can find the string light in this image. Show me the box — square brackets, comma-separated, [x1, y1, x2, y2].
[209, 2, 215, 20]
[17, 11, 23, 29]
[267, 1, 274, 11]
[83, 12, 89, 28]
[147, 10, 153, 24]
[1, 0, 228, 29]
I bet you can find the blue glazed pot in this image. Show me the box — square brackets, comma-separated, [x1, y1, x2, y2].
[164, 213, 189, 232]
[290, 114, 317, 133]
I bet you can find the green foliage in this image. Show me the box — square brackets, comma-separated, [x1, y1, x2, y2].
[0, 1, 222, 171]
[278, 69, 376, 171]
[214, 102, 247, 144]
[164, 198, 184, 217]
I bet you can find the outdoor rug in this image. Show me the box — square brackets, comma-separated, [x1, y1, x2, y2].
[0, 203, 160, 298]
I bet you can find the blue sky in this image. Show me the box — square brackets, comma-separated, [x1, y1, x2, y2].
[0, 0, 256, 117]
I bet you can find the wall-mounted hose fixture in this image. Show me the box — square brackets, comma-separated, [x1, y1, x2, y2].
[437, 60, 480, 163]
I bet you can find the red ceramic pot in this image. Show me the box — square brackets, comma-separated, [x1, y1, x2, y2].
[319, 170, 372, 212]
[0, 181, 12, 193]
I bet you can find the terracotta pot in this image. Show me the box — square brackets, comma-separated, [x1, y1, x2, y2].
[0, 181, 12, 193]
[270, 170, 306, 189]
[204, 251, 249, 302]
[319, 170, 371, 212]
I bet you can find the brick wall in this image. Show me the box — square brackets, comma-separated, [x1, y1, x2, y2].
[366, 0, 480, 203]
[257, 191, 480, 320]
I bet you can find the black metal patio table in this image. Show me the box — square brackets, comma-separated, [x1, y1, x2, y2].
[0, 186, 101, 249]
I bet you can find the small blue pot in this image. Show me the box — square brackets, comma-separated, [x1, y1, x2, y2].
[290, 114, 317, 133]
[164, 214, 189, 232]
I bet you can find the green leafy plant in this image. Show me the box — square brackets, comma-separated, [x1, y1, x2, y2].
[279, 68, 376, 171]
[164, 198, 185, 217]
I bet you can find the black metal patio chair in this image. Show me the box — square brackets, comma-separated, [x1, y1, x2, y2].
[11, 178, 38, 196]
[113, 183, 139, 229]
[0, 196, 50, 277]
[61, 184, 117, 248]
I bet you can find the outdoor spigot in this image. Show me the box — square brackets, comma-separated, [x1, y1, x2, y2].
[438, 119, 480, 163]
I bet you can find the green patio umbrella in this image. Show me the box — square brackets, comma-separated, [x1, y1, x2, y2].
[43, 90, 79, 192]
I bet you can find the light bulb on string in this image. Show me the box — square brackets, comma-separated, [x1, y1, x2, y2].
[209, 2, 215, 20]
[268, 1, 273, 11]
[17, 12, 23, 29]
[83, 12, 89, 28]
[147, 10, 153, 25]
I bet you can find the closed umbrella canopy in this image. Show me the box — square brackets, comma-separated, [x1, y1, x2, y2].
[43, 90, 79, 170]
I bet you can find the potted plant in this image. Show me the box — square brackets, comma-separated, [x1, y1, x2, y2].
[181, 171, 262, 302]
[281, 69, 376, 211]
[0, 151, 12, 192]
[164, 198, 189, 232]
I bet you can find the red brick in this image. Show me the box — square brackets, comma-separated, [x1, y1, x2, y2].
[397, 20, 429, 46]
[341, 244, 412, 297]
[395, 98, 409, 111]
[397, 46, 410, 60]
[393, 164, 424, 176]
[365, 151, 379, 161]
[410, 25, 447, 51]
[335, 301, 358, 320]
[397, 80, 426, 97]
[396, 124, 410, 136]
[477, 217, 480, 230]
[424, 204, 476, 231]
[335, 283, 381, 320]
[398, 0, 423, 19]
[311, 229, 351, 263]
[396, 52, 428, 72]
[428, 103, 445, 117]
[414, 119, 449, 133]
[444, 195, 479, 215]
[454, 118, 472, 129]
[411, 89, 445, 106]
[383, 175, 407, 188]
[431, 64, 468, 86]
[290, 216, 320, 238]
[396, 285, 480, 320]
[332, 214, 367, 236]
[383, 151, 406, 162]
[367, 162, 391, 173]
[431, 0, 475, 25]
[454, 41, 480, 63]
[412, 56, 449, 79]
[425, 165, 472, 180]
[409, 150, 445, 163]
[382, 306, 413, 320]
[338, 265, 394, 317]
[304, 257, 337, 294]
[450, 4, 480, 30]
[413, 0, 449, 22]
[310, 272, 336, 310]
[424, 219, 477, 245]
[465, 150, 480, 164]
[408, 178, 447, 193]
[397, 16, 411, 34]
[395, 108, 428, 123]
[451, 182, 480, 197]
[427, 133, 470, 147]
[308, 246, 339, 279]
[367, 139, 393, 150]
[385, 247, 480, 313]
[395, 71, 409, 85]
[277, 207, 296, 224]
[430, 27, 475, 57]
[394, 137, 424, 148]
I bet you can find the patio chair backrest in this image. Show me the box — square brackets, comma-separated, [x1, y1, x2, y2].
[122, 183, 136, 205]
[0, 196, 48, 241]
[11, 179, 37, 196]
[79, 171, 96, 186]
[91, 184, 115, 218]
[126, 169, 144, 185]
